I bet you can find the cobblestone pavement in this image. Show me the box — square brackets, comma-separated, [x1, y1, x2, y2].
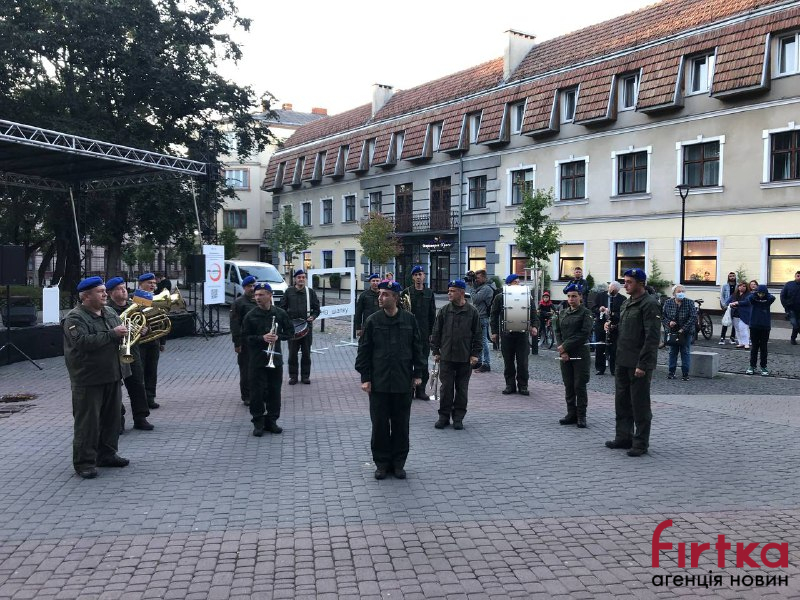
[0, 318, 799, 599]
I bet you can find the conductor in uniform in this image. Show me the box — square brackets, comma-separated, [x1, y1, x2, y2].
[355, 280, 425, 479]
[402, 265, 437, 399]
[64, 277, 130, 479]
[592, 281, 625, 376]
[279, 269, 321, 385]
[355, 273, 381, 338]
[490, 274, 538, 396]
[605, 268, 661, 457]
[243, 283, 293, 436]
[230, 275, 257, 404]
[554, 284, 594, 428]
[430, 279, 482, 430]
[136, 272, 165, 409]
[106, 277, 153, 431]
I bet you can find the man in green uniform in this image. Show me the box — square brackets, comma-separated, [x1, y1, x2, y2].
[430, 279, 482, 430]
[106, 277, 153, 432]
[355, 273, 381, 338]
[230, 275, 257, 405]
[490, 274, 538, 396]
[242, 283, 294, 436]
[64, 277, 130, 479]
[605, 268, 662, 456]
[402, 265, 437, 399]
[136, 272, 165, 409]
[279, 269, 321, 385]
[355, 280, 425, 479]
[554, 284, 594, 427]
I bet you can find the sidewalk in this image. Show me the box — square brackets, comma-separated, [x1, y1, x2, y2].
[0, 331, 798, 599]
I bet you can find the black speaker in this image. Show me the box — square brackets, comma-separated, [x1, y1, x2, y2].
[2, 305, 37, 327]
[186, 254, 206, 284]
[0, 245, 26, 285]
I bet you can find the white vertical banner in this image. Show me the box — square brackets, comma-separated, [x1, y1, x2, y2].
[42, 286, 60, 324]
[202, 244, 225, 305]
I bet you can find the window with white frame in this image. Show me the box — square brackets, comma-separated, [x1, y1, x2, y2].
[558, 158, 587, 201]
[321, 198, 333, 225]
[345, 249, 356, 269]
[322, 250, 333, 269]
[369, 191, 382, 213]
[510, 101, 526, 134]
[223, 209, 247, 229]
[688, 53, 715, 94]
[224, 168, 249, 189]
[770, 129, 800, 181]
[614, 242, 646, 281]
[302, 202, 311, 227]
[561, 87, 577, 123]
[681, 139, 721, 187]
[558, 244, 584, 280]
[344, 194, 356, 222]
[615, 150, 649, 195]
[468, 175, 487, 209]
[681, 240, 717, 285]
[431, 122, 443, 151]
[509, 167, 534, 205]
[395, 131, 405, 160]
[510, 245, 528, 278]
[469, 112, 481, 144]
[777, 32, 799, 75]
[619, 73, 639, 110]
[467, 247, 486, 273]
[767, 238, 800, 285]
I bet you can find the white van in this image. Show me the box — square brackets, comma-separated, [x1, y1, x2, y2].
[224, 260, 288, 305]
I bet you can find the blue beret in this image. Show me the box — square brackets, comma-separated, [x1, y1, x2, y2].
[294, 269, 306, 277]
[378, 281, 402, 294]
[133, 290, 153, 301]
[76, 276, 104, 292]
[564, 282, 579, 294]
[368, 273, 381, 281]
[505, 274, 519, 285]
[241, 275, 256, 286]
[411, 265, 424, 275]
[623, 268, 647, 282]
[106, 277, 125, 292]
[138, 272, 156, 283]
[254, 282, 272, 292]
[448, 279, 466, 290]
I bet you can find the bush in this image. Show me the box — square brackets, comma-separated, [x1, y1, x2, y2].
[329, 273, 341, 289]
[490, 275, 503, 290]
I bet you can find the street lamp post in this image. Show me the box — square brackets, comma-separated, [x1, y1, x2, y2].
[675, 184, 691, 286]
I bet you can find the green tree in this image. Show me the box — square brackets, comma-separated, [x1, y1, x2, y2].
[647, 258, 673, 294]
[268, 210, 311, 277]
[513, 188, 561, 299]
[0, 0, 277, 290]
[218, 226, 239, 259]
[357, 212, 402, 274]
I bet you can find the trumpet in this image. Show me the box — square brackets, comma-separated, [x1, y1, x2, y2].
[426, 360, 440, 402]
[265, 317, 278, 368]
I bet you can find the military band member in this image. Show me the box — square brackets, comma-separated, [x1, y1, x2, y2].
[279, 269, 321, 385]
[554, 284, 593, 428]
[356, 281, 425, 479]
[64, 277, 130, 479]
[430, 279, 482, 430]
[230, 275, 257, 404]
[243, 283, 293, 436]
[605, 268, 661, 457]
[592, 281, 625, 376]
[402, 265, 437, 400]
[136, 272, 164, 409]
[106, 277, 153, 432]
[490, 274, 538, 396]
[355, 273, 381, 338]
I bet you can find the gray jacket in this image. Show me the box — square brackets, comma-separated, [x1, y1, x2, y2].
[471, 282, 495, 318]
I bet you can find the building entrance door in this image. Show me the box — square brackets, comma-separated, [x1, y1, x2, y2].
[430, 253, 450, 293]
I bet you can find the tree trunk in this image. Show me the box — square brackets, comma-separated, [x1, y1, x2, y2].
[105, 239, 122, 278]
[37, 242, 56, 287]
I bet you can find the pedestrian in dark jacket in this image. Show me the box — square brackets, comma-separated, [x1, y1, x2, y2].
[732, 284, 776, 376]
[780, 271, 800, 345]
[355, 273, 381, 338]
[430, 280, 482, 430]
[605, 268, 661, 457]
[592, 281, 625, 375]
[562, 266, 589, 304]
[356, 281, 426, 480]
[554, 284, 593, 428]
[279, 269, 321, 384]
[402, 265, 437, 399]
[726, 281, 751, 349]
[470, 269, 495, 371]
[490, 274, 538, 396]
[230, 275, 257, 404]
[661, 284, 697, 381]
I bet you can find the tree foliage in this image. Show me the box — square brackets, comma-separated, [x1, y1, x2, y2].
[0, 0, 277, 289]
[513, 188, 561, 295]
[268, 210, 311, 273]
[357, 212, 402, 270]
[218, 225, 239, 259]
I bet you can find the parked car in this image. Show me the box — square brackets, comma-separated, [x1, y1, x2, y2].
[224, 260, 287, 305]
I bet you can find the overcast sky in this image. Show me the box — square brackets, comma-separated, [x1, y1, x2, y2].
[219, 0, 655, 116]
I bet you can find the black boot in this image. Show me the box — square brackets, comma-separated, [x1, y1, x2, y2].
[559, 403, 577, 425]
[576, 407, 587, 428]
[415, 385, 429, 400]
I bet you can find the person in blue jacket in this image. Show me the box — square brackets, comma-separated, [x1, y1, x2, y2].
[730, 284, 775, 376]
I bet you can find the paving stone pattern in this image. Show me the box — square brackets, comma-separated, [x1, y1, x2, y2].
[0, 324, 798, 599]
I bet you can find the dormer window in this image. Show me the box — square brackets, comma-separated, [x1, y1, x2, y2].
[510, 101, 526, 134]
[468, 112, 482, 144]
[395, 131, 405, 160]
[688, 53, 715, 94]
[431, 122, 443, 152]
[620, 73, 639, 110]
[778, 33, 799, 75]
[561, 87, 577, 123]
[366, 139, 376, 166]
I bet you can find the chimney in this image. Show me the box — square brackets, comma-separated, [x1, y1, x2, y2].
[311, 107, 328, 116]
[281, 103, 293, 111]
[504, 29, 536, 80]
[372, 83, 394, 117]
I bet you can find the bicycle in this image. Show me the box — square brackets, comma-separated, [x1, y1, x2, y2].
[537, 309, 556, 349]
[693, 298, 713, 341]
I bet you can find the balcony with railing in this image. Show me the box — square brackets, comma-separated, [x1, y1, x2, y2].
[386, 210, 459, 234]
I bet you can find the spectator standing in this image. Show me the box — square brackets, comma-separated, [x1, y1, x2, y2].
[470, 269, 495, 372]
[718, 272, 738, 344]
[662, 284, 697, 381]
[732, 285, 776, 376]
[780, 270, 800, 345]
[726, 281, 751, 350]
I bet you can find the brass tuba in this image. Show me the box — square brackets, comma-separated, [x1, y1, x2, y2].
[136, 288, 186, 344]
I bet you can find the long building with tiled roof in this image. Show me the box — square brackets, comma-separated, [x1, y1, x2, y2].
[263, 0, 800, 308]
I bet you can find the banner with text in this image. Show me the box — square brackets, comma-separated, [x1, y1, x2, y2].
[202, 244, 225, 305]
